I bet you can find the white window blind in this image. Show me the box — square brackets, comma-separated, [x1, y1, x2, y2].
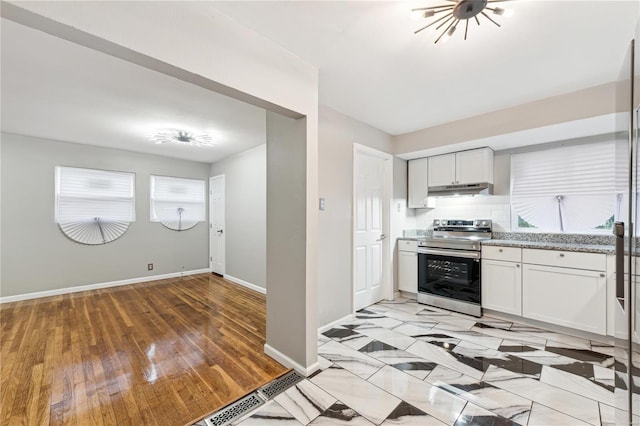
[511, 141, 617, 233]
[150, 175, 206, 223]
[55, 166, 135, 223]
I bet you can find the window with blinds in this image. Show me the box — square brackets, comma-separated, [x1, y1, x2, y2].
[55, 166, 135, 223]
[510, 141, 619, 233]
[150, 175, 206, 224]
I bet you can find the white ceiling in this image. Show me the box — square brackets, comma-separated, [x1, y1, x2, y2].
[2, 1, 637, 159]
[0, 18, 267, 164]
[212, 0, 639, 135]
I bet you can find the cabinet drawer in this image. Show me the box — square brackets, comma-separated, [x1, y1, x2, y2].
[398, 240, 418, 252]
[482, 246, 521, 262]
[522, 248, 606, 271]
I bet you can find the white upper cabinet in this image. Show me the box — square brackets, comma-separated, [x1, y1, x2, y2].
[456, 148, 494, 185]
[427, 153, 456, 187]
[428, 148, 494, 187]
[408, 158, 435, 208]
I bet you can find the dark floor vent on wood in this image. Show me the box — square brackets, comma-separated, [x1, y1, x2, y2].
[198, 370, 304, 426]
[258, 370, 304, 400]
[204, 392, 264, 426]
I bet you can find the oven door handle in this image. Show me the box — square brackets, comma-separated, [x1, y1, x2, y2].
[417, 248, 480, 259]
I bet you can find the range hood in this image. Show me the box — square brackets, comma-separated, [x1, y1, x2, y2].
[428, 182, 493, 197]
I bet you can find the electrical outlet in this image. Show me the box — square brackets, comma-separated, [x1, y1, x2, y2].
[147, 263, 153, 271]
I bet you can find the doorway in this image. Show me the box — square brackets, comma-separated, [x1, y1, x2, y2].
[2, 0, 318, 397]
[210, 175, 226, 275]
[352, 143, 393, 312]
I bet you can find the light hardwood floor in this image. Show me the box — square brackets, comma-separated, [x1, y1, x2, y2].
[0, 273, 289, 425]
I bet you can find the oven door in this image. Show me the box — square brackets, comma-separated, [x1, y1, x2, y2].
[418, 248, 481, 305]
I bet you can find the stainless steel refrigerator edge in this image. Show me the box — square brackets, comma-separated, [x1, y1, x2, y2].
[615, 15, 640, 424]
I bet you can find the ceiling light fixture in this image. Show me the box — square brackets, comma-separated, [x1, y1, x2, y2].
[411, 0, 514, 44]
[150, 129, 215, 147]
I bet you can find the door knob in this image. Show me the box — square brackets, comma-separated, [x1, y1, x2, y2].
[376, 234, 387, 242]
[217, 229, 224, 235]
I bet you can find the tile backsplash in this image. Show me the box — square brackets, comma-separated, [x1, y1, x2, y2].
[414, 195, 511, 231]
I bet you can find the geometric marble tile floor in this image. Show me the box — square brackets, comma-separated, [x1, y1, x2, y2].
[206, 298, 628, 426]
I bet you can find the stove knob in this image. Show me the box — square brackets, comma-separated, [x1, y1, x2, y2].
[482, 221, 489, 226]
[441, 220, 447, 225]
[434, 220, 440, 226]
[474, 220, 480, 226]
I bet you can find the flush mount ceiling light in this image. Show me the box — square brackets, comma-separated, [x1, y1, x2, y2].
[411, 0, 514, 44]
[150, 129, 215, 147]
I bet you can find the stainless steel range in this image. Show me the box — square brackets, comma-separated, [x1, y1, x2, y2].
[417, 219, 492, 317]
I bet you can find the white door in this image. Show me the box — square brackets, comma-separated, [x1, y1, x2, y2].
[353, 146, 390, 311]
[210, 175, 225, 275]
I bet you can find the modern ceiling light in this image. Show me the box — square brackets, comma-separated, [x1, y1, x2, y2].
[150, 129, 215, 147]
[412, 0, 514, 44]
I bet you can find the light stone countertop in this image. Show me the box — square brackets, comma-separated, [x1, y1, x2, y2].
[481, 239, 615, 254]
[399, 230, 616, 254]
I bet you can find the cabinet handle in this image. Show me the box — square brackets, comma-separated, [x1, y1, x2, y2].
[559, 253, 565, 257]
[498, 249, 503, 252]
[516, 264, 520, 268]
[600, 273, 605, 278]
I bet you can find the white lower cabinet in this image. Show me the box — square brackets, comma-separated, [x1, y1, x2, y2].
[481, 246, 522, 315]
[398, 240, 418, 293]
[522, 263, 607, 335]
[482, 259, 522, 315]
[482, 245, 608, 336]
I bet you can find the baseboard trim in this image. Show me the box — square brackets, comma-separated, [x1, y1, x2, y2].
[318, 313, 355, 334]
[264, 343, 319, 377]
[0, 268, 211, 303]
[224, 274, 266, 295]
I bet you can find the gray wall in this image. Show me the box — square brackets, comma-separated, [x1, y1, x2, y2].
[266, 111, 314, 367]
[210, 144, 267, 289]
[317, 106, 394, 327]
[394, 83, 617, 155]
[1, 133, 210, 297]
[392, 157, 415, 292]
[493, 152, 511, 196]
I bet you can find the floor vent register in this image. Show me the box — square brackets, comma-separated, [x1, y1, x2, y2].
[198, 370, 304, 426]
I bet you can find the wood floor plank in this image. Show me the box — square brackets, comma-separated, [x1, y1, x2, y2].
[0, 273, 288, 425]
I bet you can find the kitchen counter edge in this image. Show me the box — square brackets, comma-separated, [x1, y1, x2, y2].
[481, 239, 615, 254]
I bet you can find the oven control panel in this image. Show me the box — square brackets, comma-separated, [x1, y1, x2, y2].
[433, 219, 492, 230]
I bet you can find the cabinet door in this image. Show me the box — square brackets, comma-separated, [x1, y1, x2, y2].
[522, 264, 606, 335]
[456, 148, 493, 185]
[482, 259, 522, 315]
[407, 158, 429, 208]
[398, 251, 418, 293]
[428, 154, 456, 187]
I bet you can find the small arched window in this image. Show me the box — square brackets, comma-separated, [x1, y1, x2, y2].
[150, 175, 206, 231]
[55, 166, 136, 244]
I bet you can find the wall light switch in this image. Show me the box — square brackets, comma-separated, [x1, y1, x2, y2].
[397, 202, 401, 212]
[319, 198, 326, 211]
